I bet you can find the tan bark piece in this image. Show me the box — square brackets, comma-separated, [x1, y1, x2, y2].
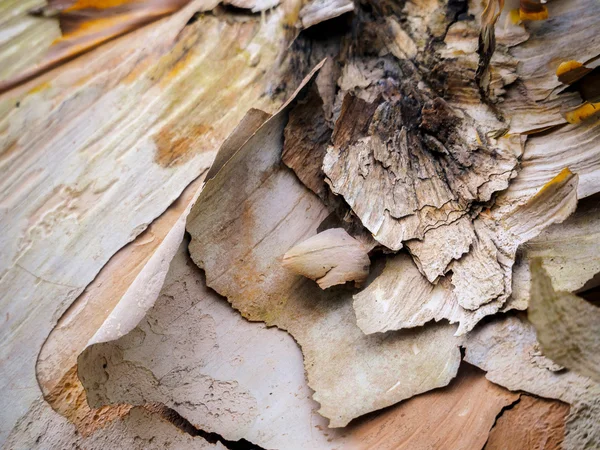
[485, 395, 569, 450]
[354, 252, 455, 334]
[79, 239, 519, 449]
[405, 216, 476, 283]
[354, 168, 579, 336]
[37, 175, 203, 398]
[80, 240, 330, 448]
[186, 96, 462, 428]
[282, 228, 370, 289]
[464, 315, 600, 450]
[498, 121, 600, 205]
[529, 260, 600, 383]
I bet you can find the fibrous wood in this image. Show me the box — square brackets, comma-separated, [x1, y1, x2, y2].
[186, 101, 462, 427]
[1, 0, 600, 446]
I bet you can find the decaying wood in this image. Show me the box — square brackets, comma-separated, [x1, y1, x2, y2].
[282, 228, 370, 289]
[529, 260, 600, 383]
[186, 100, 462, 428]
[354, 168, 578, 336]
[464, 315, 600, 450]
[1, 0, 600, 446]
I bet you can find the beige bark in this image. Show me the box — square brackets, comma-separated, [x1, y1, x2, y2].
[1, 0, 599, 447]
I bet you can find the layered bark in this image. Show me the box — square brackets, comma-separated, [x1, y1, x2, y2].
[0, 0, 599, 447]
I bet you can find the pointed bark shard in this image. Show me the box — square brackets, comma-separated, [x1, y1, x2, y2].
[282, 228, 370, 289]
[529, 260, 600, 383]
[405, 216, 476, 283]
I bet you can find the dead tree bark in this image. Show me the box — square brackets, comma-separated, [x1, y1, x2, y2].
[0, 0, 599, 448]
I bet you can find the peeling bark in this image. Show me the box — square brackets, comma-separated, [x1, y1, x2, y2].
[1, 0, 600, 446]
[529, 260, 600, 383]
[186, 99, 462, 428]
[282, 228, 370, 289]
[464, 314, 600, 450]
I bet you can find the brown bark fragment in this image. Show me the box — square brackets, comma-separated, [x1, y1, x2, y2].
[485, 395, 569, 450]
[349, 364, 519, 450]
[282, 85, 332, 198]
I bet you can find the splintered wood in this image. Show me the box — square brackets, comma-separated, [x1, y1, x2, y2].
[1, 0, 599, 448]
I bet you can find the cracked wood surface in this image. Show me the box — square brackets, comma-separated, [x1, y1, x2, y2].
[0, 0, 302, 441]
[354, 168, 579, 336]
[186, 99, 462, 428]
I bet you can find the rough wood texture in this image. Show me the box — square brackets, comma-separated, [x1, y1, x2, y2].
[485, 395, 570, 450]
[354, 169, 578, 336]
[299, 0, 354, 29]
[282, 84, 332, 199]
[0, 0, 199, 93]
[186, 100, 462, 428]
[0, 0, 302, 440]
[2, 0, 600, 445]
[465, 315, 600, 450]
[529, 260, 600, 383]
[323, 75, 517, 252]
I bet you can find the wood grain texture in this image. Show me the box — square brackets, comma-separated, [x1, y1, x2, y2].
[485, 395, 569, 450]
[187, 100, 462, 428]
[0, 0, 301, 441]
